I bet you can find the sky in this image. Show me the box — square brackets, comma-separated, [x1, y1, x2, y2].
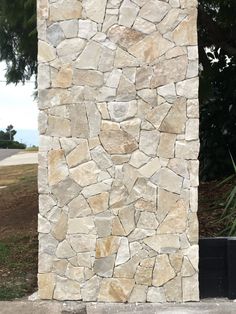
[0, 62, 38, 131]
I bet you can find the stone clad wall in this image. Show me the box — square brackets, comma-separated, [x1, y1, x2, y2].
[37, 0, 199, 302]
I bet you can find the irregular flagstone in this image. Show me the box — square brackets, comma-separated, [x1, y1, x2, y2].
[70, 161, 100, 187]
[115, 237, 130, 266]
[128, 31, 174, 63]
[139, 0, 170, 23]
[96, 236, 121, 258]
[48, 150, 69, 186]
[145, 103, 171, 130]
[144, 234, 180, 253]
[98, 278, 135, 302]
[151, 168, 183, 194]
[108, 101, 137, 122]
[153, 254, 176, 287]
[100, 130, 138, 154]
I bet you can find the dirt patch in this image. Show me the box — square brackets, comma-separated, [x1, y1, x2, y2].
[0, 164, 38, 300]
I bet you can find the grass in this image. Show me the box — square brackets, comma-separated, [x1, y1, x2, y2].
[0, 164, 38, 300]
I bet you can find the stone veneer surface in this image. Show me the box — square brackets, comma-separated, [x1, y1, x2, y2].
[37, 0, 199, 303]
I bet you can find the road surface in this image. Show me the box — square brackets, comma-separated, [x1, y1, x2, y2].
[0, 149, 22, 161]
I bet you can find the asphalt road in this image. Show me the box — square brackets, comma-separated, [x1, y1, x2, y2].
[0, 149, 22, 161]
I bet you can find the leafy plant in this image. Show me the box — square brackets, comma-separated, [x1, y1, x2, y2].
[217, 153, 236, 236]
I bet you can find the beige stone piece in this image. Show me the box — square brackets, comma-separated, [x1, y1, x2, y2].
[176, 77, 199, 99]
[56, 240, 75, 259]
[38, 273, 55, 300]
[135, 266, 152, 286]
[75, 41, 102, 70]
[114, 47, 140, 68]
[169, 253, 183, 273]
[73, 69, 104, 87]
[77, 252, 92, 268]
[108, 101, 137, 122]
[137, 89, 157, 107]
[139, 130, 159, 157]
[98, 46, 115, 72]
[166, 46, 186, 59]
[38, 40, 56, 62]
[60, 19, 78, 38]
[88, 192, 109, 214]
[168, 158, 189, 179]
[68, 195, 91, 218]
[186, 118, 199, 140]
[157, 199, 188, 234]
[86, 102, 102, 137]
[164, 275, 182, 302]
[120, 118, 141, 141]
[112, 216, 126, 236]
[84, 0, 107, 23]
[81, 276, 101, 301]
[107, 24, 144, 49]
[129, 285, 147, 303]
[102, 14, 118, 33]
[187, 99, 199, 118]
[115, 237, 130, 266]
[133, 17, 156, 34]
[100, 130, 138, 154]
[153, 254, 176, 287]
[130, 150, 150, 168]
[82, 180, 112, 198]
[68, 216, 95, 234]
[118, 206, 135, 236]
[189, 160, 199, 187]
[52, 212, 68, 241]
[183, 245, 199, 271]
[54, 277, 82, 301]
[117, 75, 136, 101]
[49, 0, 82, 21]
[190, 187, 198, 213]
[128, 31, 173, 64]
[96, 236, 121, 258]
[47, 115, 71, 137]
[187, 60, 199, 78]
[98, 278, 135, 302]
[151, 168, 183, 194]
[114, 255, 140, 278]
[157, 8, 187, 35]
[151, 56, 188, 88]
[101, 121, 120, 131]
[175, 140, 200, 159]
[183, 273, 199, 301]
[181, 256, 195, 277]
[94, 255, 116, 277]
[157, 83, 176, 103]
[135, 199, 156, 213]
[128, 228, 155, 242]
[95, 213, 113, 237]
[70, 104, 89, 138]
[66, 140, 90, 168]
[78, 19, 97, 39]
[111, 154, 131, 165]
[38, 215, 51, 234]
[145, 103, 171, 130]
[144, 234, 180, 253]
[137, 212, 158, 230]
[136, 67, 153, 90]
[53, 259, 68, 277]
[119, 0, 139, 27]
[70, 161, 100, 187]
[69, 234, 96, 253]
[158, 133, 176, 158]
[187, 213, 199, 244]
[65, 264, 84, 282]
[147, 287, 166, 303]
[57, 38, 86, 61]
[139, 0, 170, 23]
[48, 150, 68, 186]
[139, 158, 161, 178]
[160, 97, 187, 134]
[173, 10, 197, 45]
[106, 69, 122, 89]
[52, 64, 72, 88]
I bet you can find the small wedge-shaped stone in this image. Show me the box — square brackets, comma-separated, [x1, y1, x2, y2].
[115, 237, 130, 266]
[70, 161, 100, 187]
[96, 236, 121, 258]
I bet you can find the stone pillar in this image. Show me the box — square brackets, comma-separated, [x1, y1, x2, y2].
[37, 0, 199, 303]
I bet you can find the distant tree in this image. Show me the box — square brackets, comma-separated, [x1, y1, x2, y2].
[0, 125, 17, 141]
[0, 0, 37, 84]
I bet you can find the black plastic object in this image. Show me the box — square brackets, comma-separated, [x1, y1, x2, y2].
[199, 237, 236, 299]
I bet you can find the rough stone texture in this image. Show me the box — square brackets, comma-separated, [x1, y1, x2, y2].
[38, 0, 199, 303]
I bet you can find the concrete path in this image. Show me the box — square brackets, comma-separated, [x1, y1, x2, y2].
[0, 300, 236, 314]
[0, 149, 22, 161]
[0, 150, 38, 166]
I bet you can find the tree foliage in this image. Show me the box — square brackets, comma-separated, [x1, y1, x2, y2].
[198, 0, 236, 180]
[0, 125, 17, 141]
[0, 0, 37, 84]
